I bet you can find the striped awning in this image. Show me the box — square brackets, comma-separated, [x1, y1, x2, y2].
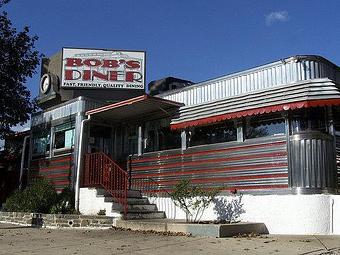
[170, 78, 340, 130]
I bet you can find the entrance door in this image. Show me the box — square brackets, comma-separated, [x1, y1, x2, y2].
[88, 125, 112, 156]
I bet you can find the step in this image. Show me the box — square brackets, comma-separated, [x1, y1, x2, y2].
[127, 190, 142, 198]
[104, 197, 150, 205]
[96, 189, 142, 198]
[128, 204, 157, 211]
[112, 202, 157, 212]
[125, 211, 165, 220]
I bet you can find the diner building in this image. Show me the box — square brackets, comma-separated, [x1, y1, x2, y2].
[29, 49, 340, 234]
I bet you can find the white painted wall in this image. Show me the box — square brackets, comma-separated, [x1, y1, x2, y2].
[79, 188, 121, 218]
[148, 194, 340, 235]
[332, 195, 340, 234]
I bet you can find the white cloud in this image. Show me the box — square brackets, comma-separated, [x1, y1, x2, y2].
[265, 11, 289, 26]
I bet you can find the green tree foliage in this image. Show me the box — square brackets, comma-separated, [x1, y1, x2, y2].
[4, 178, 58, 213]
[170, 179, 220, 222]
[0, 0, 40, 138]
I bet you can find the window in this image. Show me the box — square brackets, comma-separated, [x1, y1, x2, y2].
[144, 119, 182, 153]
[245, 115, 285, 139]
[32, 131, 50, 156]
[159, 127, 181, 151]
[189, 121, 237, 147]
[290, 108, 327, 134]
[54, 122, 75, 150]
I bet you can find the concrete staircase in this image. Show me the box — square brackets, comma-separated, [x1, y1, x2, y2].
[96, 188, 165, 220]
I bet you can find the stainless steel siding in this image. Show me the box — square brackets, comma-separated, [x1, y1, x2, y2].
[161, 58, 337, 106]
[31, 98, 104, 126]
[336, 134, 340, 188]
[171, 79, 340, 126]
[130, 136, 288, 194]
[288, 133, 337, 189]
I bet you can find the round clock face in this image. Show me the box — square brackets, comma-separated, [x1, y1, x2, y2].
[40, 74, 51, 94]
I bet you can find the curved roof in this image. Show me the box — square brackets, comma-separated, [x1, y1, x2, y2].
[171, 78, 340, 129]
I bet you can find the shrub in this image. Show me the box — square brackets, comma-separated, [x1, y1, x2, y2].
[170, 179, 220, 222]
[4, 178, 58, 213]
[50, 187, 76, 214]
[97, 209, 106, 215]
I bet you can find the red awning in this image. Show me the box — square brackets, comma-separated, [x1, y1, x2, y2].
[86, 95, 184, 122]
[170, 98, 340, 130]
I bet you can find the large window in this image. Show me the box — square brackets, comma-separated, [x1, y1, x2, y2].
[54, 122, 75, 150]
[144, 119, 181, 153]
[189, 121, 237, 147]
[245, 115, 286, 139]
[290, 108, 327, 135]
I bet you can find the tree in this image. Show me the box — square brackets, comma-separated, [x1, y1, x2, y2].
[0, 0, 40, 139]
[170, 179, 220, 222]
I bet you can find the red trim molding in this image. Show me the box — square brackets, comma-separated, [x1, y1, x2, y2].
[171, 98, 340, 130]
[132, 141, 286, 164]
[132, 151, 287, 171]
[86, 95, 183, 116]
[132, 162, 288, 178]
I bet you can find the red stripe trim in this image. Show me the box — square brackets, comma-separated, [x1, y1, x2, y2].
[132, 162, 288, 178]
[37, 165, 71, 172]
[31, 156, 72, 166]
[86, 95, 183, 116]
[171, 99, 340, 130]
[132, 151, 287, 171]
[86, 95, 147, 115]
[133, 141, 286, 164]
[141, 184, 289, 193]
[227, 184, 289, 190]
[42, 173, 70, 179]
[28, 176, 70, 187]
[140, 173, 288, 186]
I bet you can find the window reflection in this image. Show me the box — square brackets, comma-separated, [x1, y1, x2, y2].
[144, 119, 181, 153]
[32, 132, 50, 156]
[245, 115, 285, 139]
[54, 122, 75, 150]
[290, 108, 327, 134]
[189, 121, 237, 147]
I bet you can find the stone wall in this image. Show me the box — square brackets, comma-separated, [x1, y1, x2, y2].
[0, 212, 116, 228]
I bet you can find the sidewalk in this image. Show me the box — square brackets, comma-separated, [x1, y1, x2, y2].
[0, 223, 340, 255]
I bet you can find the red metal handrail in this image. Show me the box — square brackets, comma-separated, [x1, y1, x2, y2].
[83, 152, 128, 216]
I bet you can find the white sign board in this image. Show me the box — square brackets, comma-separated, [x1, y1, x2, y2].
[61, 48, 145, 90]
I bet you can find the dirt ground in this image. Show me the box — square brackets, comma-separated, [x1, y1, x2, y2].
[1, 223, 340, 255]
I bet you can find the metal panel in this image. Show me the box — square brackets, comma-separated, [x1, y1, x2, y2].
[130, 136, 288, 194]
[31, 97, 104, 127]
[29, 155, 73, 192]
[160, 56, 338, 106]
[335, 134, 340, 188]
[171, 79, 340, 126]
[288, 133, 337, 191]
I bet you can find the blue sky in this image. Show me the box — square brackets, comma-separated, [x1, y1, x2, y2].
[3, 0, 340, 98]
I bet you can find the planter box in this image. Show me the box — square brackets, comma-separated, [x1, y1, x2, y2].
[116, 220, 268, 238]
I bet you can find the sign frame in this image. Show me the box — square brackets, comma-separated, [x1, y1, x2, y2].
[61, 47, 146, 90]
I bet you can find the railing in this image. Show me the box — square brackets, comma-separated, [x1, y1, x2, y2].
[83, 152, 128, 216]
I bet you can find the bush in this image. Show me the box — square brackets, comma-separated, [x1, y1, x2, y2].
[4, 178, 58, 213]
[170, 179, 220, 222]
[50, 187, 77, 214]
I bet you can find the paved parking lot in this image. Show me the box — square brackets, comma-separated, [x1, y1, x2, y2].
[1, 223, 340, 255]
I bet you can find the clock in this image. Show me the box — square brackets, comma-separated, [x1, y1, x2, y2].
[40, 74, 51, 94]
